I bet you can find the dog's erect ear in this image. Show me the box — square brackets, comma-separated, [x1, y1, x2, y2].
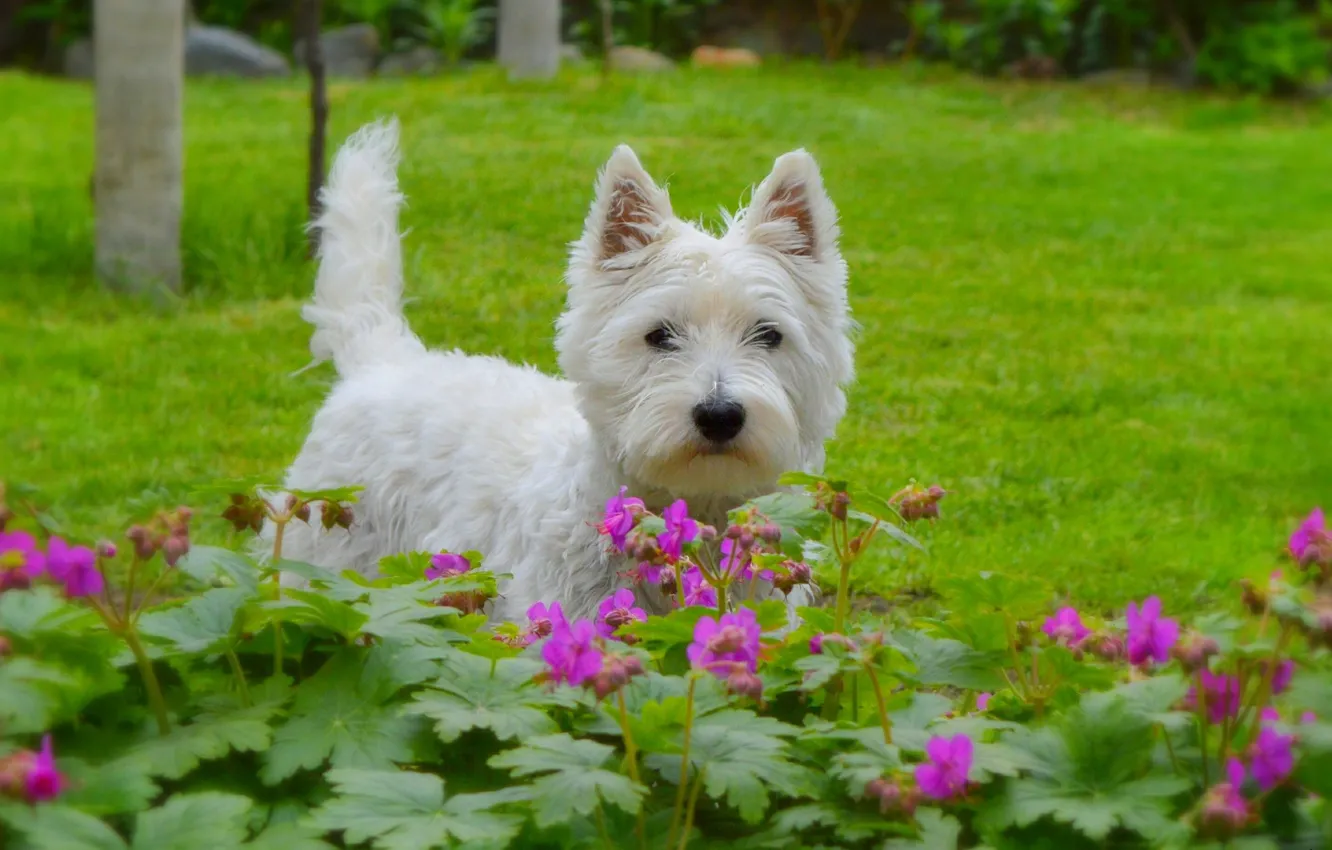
[744, 150, 839, 262]
[581, 145, 673, 268]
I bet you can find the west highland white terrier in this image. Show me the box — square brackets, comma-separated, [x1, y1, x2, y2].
[270, 119, 855, 622]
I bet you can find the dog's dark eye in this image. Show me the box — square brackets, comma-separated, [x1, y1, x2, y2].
[645, 325, 678, 351]
[751, 323, 783, 349]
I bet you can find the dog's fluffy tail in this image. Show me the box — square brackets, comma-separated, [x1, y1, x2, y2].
[303, 118, 425, 376]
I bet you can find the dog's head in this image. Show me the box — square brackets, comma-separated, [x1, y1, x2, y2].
[557, 147, 855, 500]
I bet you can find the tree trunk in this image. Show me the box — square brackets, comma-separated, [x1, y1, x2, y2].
[302, 0, 327, 258]
[497, 0, 560, 80]
[93, 0, 184, 294]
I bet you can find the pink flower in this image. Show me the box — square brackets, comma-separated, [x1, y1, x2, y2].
[681, 566, 716, 608]
[0, 530, 45, 577]
[45, 537, 102, 598]
[688, 608, 761, 675]
[914, 735, 972, 800]
[523, 601, 565, 645]
[657, 500, 699, 560]
[1042, 607, 1090, 647]
[976, 692, 992, 712]
[1184, 671, 1241, 724]
[1249, 725, 1295, 791]
[1125, 596, 1178, 667]
[1260, 706, 1280, 723]
[426, 552, 471, 580]
[1301, 710, 1317, 724]
[721, 537, 774, 582]
[1198, 759, 1250, 837]
[595, 588, 646, 641]
[599, 487, 644, 552]
[24, 736, 65, 803]
[1268, 659, 1294, 695]
[1289, 508, 1329, 565]
[541, 618, 603, 687]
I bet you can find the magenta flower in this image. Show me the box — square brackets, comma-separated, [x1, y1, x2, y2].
[0, 530, 45, 577]
[682, 566, 716, 608]
[523, 601, 565, 645]
[721, 537, 774, 582]
[1199, 759, 1250, 836]
[1184, 671, 1241, 724]
[1250, 726, 1295, 790]
[1289, 508, 1328, 564]
[541, 618, 604, 687]
[688, 608, 761, 675]
[595, 588, 647, 641]
[1125, 596, 1178, 667]
[1042, 607, 1090, 647]
[426, 552, 471, 580]
[976, 692, 992, 712]
[1269, 659, 1294, 695]
[914, 735, 973, 800]
[599, 486, 644, 552]
[1302, 710, 1318, 724]
[24, 736, 65, 802]
[44, 537, 102, 598]
[657, 500, 699, 560]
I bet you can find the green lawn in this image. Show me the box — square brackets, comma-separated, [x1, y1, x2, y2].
[3, 64, 1330, 614]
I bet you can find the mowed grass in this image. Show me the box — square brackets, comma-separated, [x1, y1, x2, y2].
[2, 64, 1330, 614]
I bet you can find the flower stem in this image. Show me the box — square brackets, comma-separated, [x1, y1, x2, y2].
[716, 582, 728, 615]
[676, 767, 706, 850]
[831, 520, 853, 635]
[122, 554, 142, 622]
[864, 662, 893, 745]
[225, 649, 252, 707]
[615, 688, 646, 850]
[1161, 723, 1182, 775]
[271, 518, 287, 678]
[668, 676, 697, 850]
[123, 627, 170, 735]
[594, 803, 615, 850]
[1196, 671, 1210, 787]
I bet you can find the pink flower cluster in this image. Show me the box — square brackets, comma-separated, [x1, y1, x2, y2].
[0, 736, 65, 804]
[534, 589, 648, 700]
[688, 609, 763, 699]
[0, 531, 103, 598]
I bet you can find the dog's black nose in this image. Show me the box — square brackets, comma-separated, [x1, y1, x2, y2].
[692, 399, 746, 444]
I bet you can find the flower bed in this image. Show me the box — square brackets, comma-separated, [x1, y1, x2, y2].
[0, 476, 1329, 849]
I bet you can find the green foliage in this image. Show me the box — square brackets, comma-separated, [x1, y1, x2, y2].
[407, 0, 493, 65]
[1196, 0, 1331, 94]
[1, 469, 1331, 850]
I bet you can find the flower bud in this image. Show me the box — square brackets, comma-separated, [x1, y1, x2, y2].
[891, 483, 947, 522]
[725, 524, 743, 540]
[1239, 579, 1267, 616]
[724, 666, 763, 701]
[738, 531, 755, 550]
[162, 534, 190, 568]
[698, 525, 717, 542]
[94, 540, 117, 560]
[592, 653, 645, 700]
[284, 494, 300, 515]
[1089, 632, 1126, 663]
[658, 565, 678, 596]
[831, 491, 850, 522]
[0, 570, 32, 593]
[295, 502, 312, 523]
[758, 523, 782, 544]
[0, 636, 11, 657]
[1172, 631, 1220, 673]
[126, 524, 158, 561]
[865, 777, 918, 818]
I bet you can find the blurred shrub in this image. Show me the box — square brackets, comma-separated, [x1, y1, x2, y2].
[407, 0, 493, 64]
[1195, 0, 1330, 94]
[568, 0, 720, 56]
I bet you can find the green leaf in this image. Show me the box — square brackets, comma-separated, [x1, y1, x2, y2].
[652, 710, 809, 824]
[138, 587, 249, 655]
[355, 581, 472, 644]
[60, 755, 160, 815]
[884, 808, 963, 849]
[405, 652, 558, 743]
[254, 589, 368, 641]
[888, 629, 1005, 691]
[177, 545, 260, 593]
[488, 733, 644, 828]
[0, 585, 101, 641]
[621, 604, 712, 652]
[311, 768, 523, 850]
[132, 792, 253, 850]
[0, 657, 81, 734]
[740, 491, 830, 559]
[119, 691, 287, 781]
[242, 821, 335, 850]
[986, 774, 1190, 842]
[776, 471, 828, 488]
[0, 802, 128, 850]
[261, 651, 422, 784]
[286, 484, 364, 503]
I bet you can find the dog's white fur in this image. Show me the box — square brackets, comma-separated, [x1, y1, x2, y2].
[269, 119, 854, 622]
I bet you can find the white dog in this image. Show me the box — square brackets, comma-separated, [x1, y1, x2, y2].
[270, 119, 854, 622]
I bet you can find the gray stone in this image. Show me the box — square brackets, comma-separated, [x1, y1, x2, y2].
[294, 23, 379, 79]
[609, 45, 674, 72]
[560, 43, 585, 64]
[186, 25, 290, 78]
[377, 45, 441, 77]
[1304, 78, 1332, 100]
[63, 37, 93, 79]
[1080, 68, 1152, 87]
